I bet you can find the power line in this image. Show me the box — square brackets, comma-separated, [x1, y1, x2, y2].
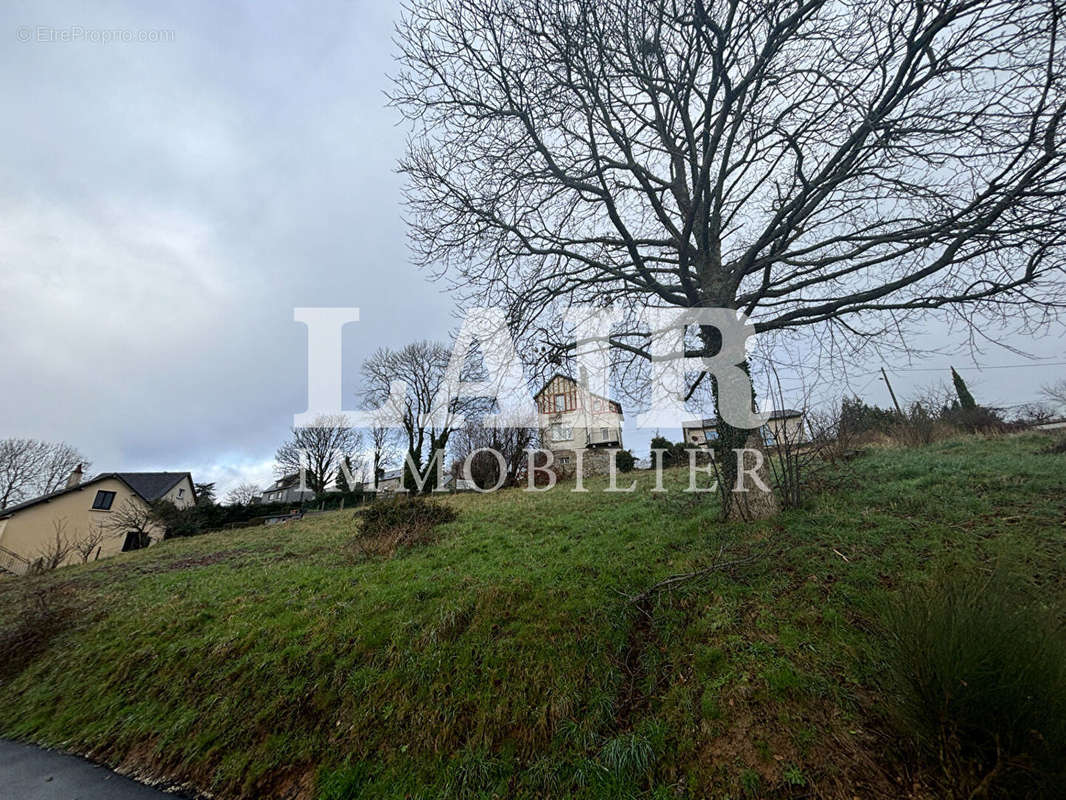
[857, 360, 1066, 376]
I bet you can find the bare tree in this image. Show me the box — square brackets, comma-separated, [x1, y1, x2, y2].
[35, 519, 77, 572]
[449, 413, 537, 489]
[34, 443, 89, 497]
[73, 524, 109, 564]
[367, 424, 396, 488]
[0, 439, 91, 509]
[361, 341, 479, 492]
[225, 482, 261, 506]
[393, 0, 1066, 515]
[275, 414, 363, 494]
[101, 498, 160, 551]
[1012, 402, 1055, 426]
[1042, 379, 1066, 408]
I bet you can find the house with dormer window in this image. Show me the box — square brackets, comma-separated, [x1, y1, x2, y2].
[0, 467, 195, 575]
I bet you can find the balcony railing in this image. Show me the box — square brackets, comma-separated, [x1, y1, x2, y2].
[0, 544, 31, 576]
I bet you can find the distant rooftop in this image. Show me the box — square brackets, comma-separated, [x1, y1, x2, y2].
[682, 409, 803, 428]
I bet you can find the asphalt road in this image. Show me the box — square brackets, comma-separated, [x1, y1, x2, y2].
[0, 740, 184, 799]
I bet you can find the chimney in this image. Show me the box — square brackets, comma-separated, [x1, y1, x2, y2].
[66, 464, 83, 489]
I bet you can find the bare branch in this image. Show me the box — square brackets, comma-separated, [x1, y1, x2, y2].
[393, 0, 1066, 363]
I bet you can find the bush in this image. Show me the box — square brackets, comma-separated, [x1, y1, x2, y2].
[354, 497, 458, 558]
[153, 500, 205, 539]
[840, 396, 899, 437]
[878, 572, 1066, 798]
[184, 499, 315, 535]
[892, 402, 944, 447]
[941, 404, 1008, 434]
[614, 449, 636, 473]
[650, 435, 687, 467]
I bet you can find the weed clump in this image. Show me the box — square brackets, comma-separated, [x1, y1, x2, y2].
[353, 496, 457, 558]
[1039, 436, 1066, 455]
[0, 583, 76, 682]
[878, 572, 1066, 798]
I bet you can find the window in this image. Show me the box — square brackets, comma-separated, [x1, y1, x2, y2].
[705, 429, 719, 441]
[763, 427, 777, 446]
[600, 427, 609, 441]
[92, 490, 116, 510]
[177, 488, 185, 499]
[559, 456, 571, 466]
[553, 393, 567, 412]
[550, 424, 572, 442]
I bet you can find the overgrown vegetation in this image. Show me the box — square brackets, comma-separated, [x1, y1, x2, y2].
[0, 434, 1063, 799]
[352, 496, 458, 558]
[878, 572, 1066, 798]
[1041, 436, 1066, 455]
[0, 583, 82, 683]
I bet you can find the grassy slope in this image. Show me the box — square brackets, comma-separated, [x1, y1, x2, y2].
[1, 434, 1063, 799]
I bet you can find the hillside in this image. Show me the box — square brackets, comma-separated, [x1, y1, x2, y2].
[1, 435, 1064, 799]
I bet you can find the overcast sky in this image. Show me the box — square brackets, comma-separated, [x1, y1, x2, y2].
[2, 1, 1064, 496]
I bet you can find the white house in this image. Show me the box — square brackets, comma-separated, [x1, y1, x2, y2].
[534, 373, 624, 470]
[682, 409, 806, 447]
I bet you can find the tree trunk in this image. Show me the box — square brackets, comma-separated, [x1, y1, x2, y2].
[726, 431, 779, 521]
[702, 328, 779, 520]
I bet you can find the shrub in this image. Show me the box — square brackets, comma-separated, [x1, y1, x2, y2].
[354, 496, 457, 558]
[650, 435, 686, 467]
[892, 401, 943, 446]
[878, 572, 1066, 798]
[153, 500, 204, 538]
[941, 404, 1008, 434]
[614, 449, 636, 473]
[840, 396, 899, 437]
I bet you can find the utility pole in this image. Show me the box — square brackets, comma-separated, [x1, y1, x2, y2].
[881, 367, 903, 415]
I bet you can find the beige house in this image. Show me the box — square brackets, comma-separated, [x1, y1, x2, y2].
[0, 469, 195, 576]
[535, 373, 624, 470]
[682, 409, 807, 448]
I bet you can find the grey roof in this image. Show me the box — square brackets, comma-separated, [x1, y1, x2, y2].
[267, 473, 309, 491]
[0, 471, 193, 518]
[114, 472, 189, 501]
[682, 409, 803, 428]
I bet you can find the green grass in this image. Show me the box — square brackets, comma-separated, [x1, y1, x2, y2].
[1, 433, 1064, 799]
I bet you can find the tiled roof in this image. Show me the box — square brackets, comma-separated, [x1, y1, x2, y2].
[0, 472, 192, 518]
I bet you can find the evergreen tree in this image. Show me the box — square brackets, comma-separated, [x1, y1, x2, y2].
[194, 482, 216, 506]
[951, 367, 978, 410]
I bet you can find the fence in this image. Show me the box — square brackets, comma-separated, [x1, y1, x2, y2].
[0, 545, 31, 577]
